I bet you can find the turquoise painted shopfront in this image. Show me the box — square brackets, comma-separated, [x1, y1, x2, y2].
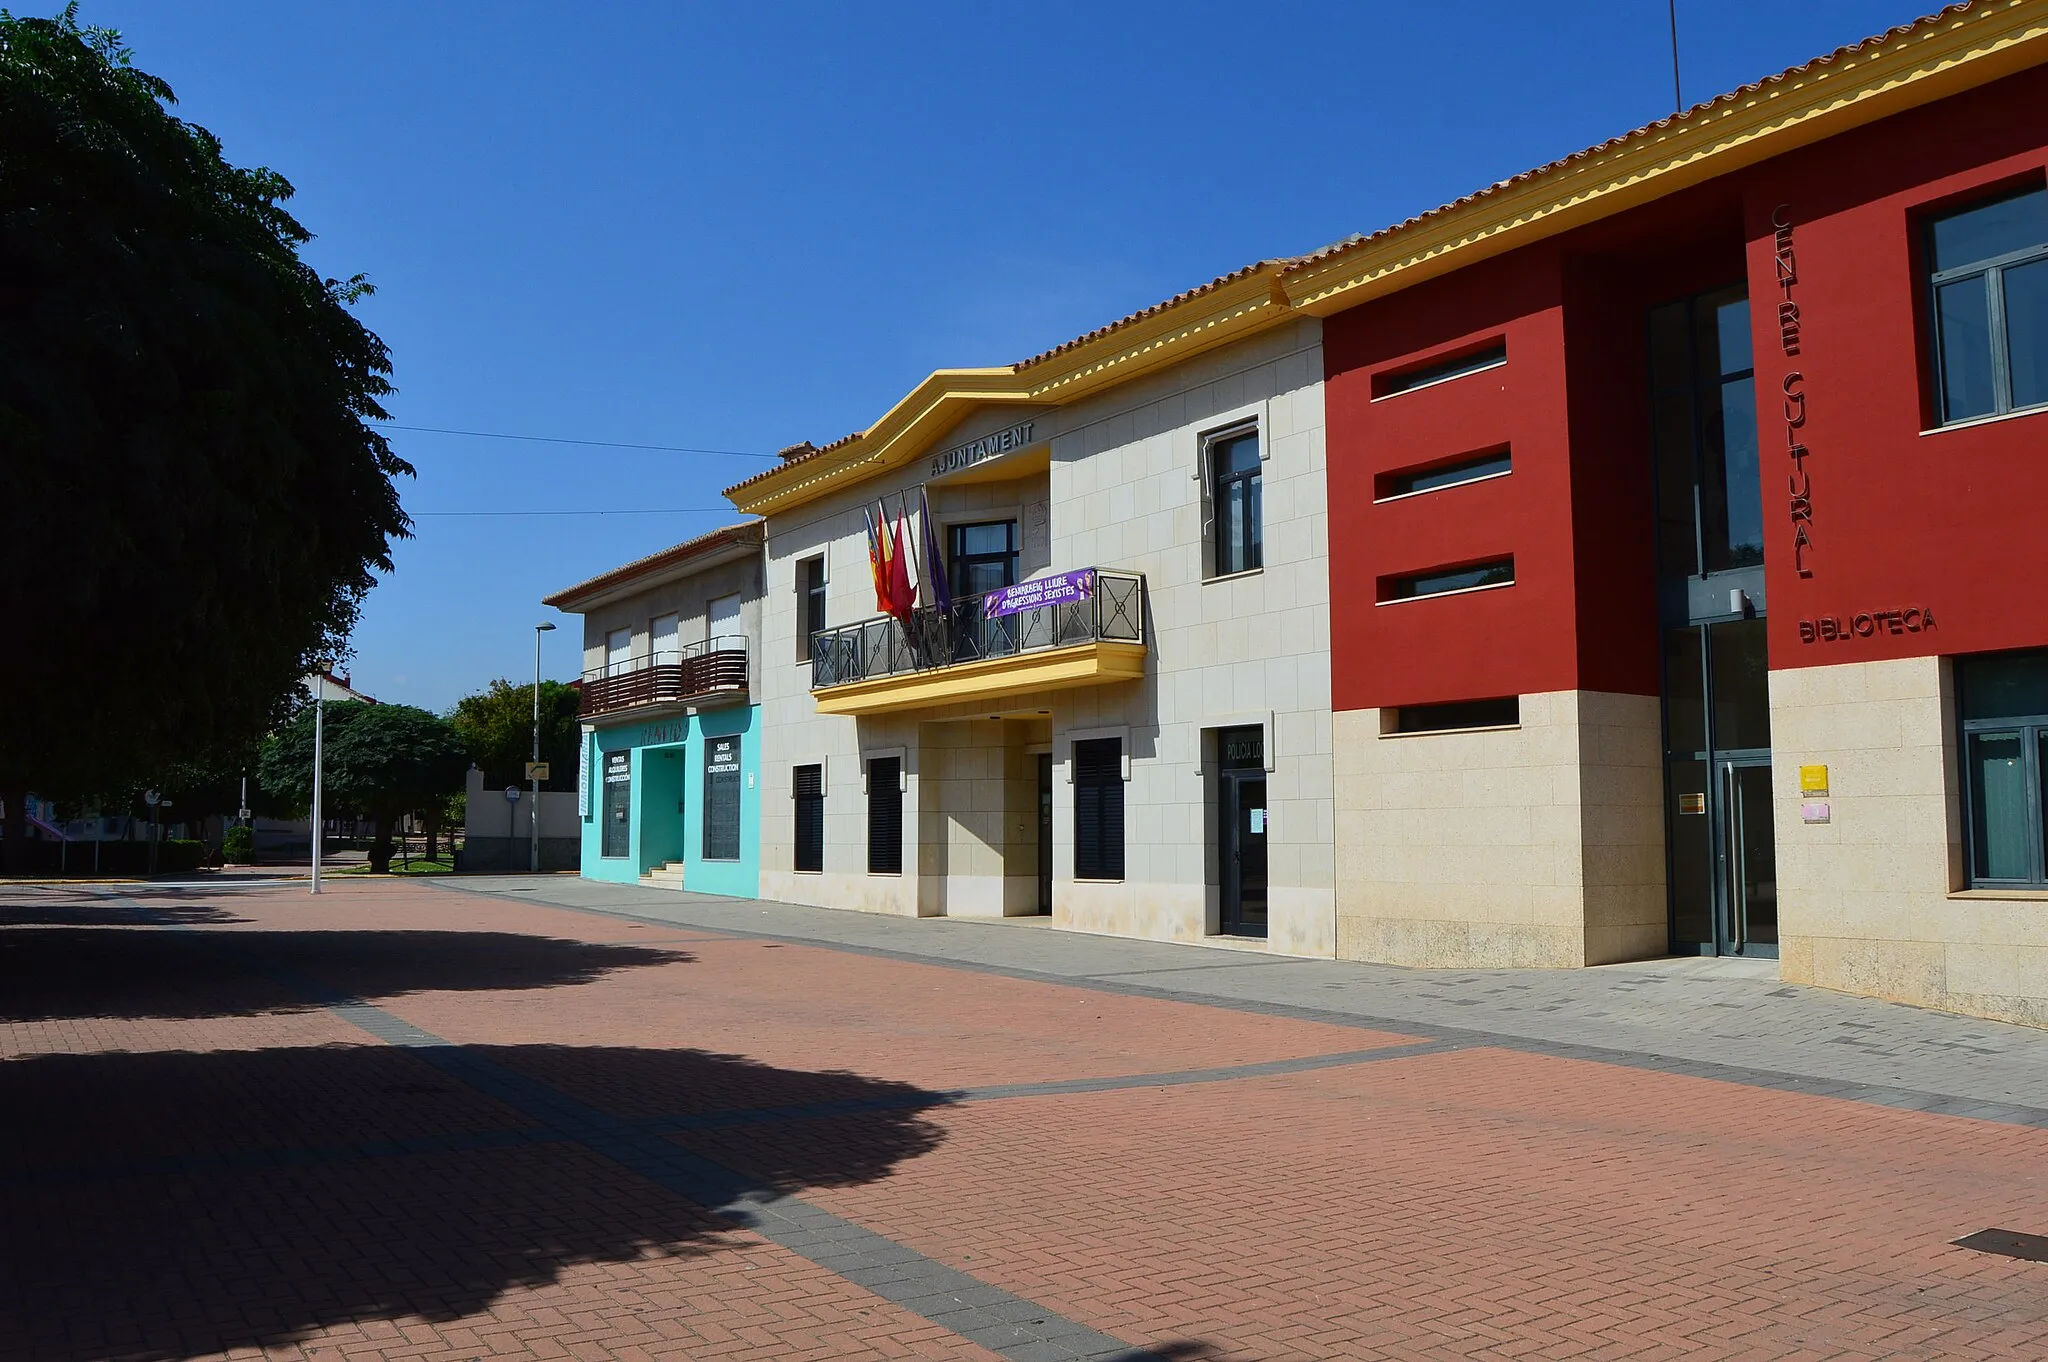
[579, 705, 760, 897]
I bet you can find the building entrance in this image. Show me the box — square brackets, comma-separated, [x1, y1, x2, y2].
[1036, 752, 1053, 914]
[1650, 284, 1777, 958]
[1216, 727, 1268, 937]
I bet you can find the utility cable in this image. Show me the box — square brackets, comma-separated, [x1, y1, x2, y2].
[371, 421, 779, 459]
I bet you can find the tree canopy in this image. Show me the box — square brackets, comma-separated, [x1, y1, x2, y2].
[450, 680, 584, 791]
[258, 703, 468, 873]
[0, 9, 412, 868]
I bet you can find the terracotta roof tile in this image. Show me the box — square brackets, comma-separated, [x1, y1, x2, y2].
[541, 519, 762, 609]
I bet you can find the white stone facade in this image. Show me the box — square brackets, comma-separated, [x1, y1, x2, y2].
[756, 319, 1337, 956]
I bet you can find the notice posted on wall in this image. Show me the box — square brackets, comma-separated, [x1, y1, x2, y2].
[984, 568, 1095, 619]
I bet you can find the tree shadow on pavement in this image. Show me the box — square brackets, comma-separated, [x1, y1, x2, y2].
[1, 1042, 952, 1360]
[0, 928, 690, 1022]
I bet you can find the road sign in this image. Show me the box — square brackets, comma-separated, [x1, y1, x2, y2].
[504, 786, 521, 802]
[143, 790, 161, 806]
[525, 761, 551, 782]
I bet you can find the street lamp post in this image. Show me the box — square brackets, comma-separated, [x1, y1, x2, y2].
[532, 622, 556, 872]
[311, 669, 327, 894]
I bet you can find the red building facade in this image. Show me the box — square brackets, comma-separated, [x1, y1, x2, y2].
[1318, 6, 2048, 1025]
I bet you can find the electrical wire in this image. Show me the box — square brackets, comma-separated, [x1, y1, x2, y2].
[371, 421, 779, 459]
[410, 507, 730, 518]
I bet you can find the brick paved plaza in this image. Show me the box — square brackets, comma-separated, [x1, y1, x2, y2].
[7, 877, 2048, 1361]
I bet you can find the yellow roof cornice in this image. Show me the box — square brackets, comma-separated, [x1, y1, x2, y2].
[724, 266, 1291, 516]
[1282, 0, 2048, 315]
[728, 0, 2048, 521]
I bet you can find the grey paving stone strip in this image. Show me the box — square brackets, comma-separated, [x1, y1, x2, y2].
[436, 878, 2048, 1128]
[281, 969, 1162, 1360]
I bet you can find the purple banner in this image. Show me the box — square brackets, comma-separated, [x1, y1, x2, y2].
[984, 568, 1094, 619]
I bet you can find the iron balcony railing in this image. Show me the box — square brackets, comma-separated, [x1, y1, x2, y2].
[810, 568, 1144, 691]
[580, 635, 749, 717]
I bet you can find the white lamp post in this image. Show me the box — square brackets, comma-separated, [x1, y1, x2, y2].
[532, 622, 556, 872]
[310, 668, 328, 895]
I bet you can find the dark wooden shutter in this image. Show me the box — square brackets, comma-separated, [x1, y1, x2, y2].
[793, 764, 824, 873]
[1072, 739, 1124, 880]
[867, 757, 902, 874]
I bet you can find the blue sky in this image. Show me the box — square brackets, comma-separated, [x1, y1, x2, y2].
[90, 0, 1927, 710]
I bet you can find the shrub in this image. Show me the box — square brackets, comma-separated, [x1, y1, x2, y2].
[221, 825, 255, 864]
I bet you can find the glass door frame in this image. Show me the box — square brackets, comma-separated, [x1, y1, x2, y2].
[1217, 771, 1268, 938]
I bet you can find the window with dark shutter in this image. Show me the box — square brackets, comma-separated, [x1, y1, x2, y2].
[793, 764, 824, 873]
[867, 756, 902, 875]
[1072, 738, 1124, 881]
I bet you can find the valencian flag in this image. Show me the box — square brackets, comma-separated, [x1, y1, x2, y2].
[863, 504, 891, 614]
[919, 485, 950, 613]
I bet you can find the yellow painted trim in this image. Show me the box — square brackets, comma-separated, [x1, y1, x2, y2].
[726, 271, 1289, 516]
[729, 1, 2048, 520]
[811, 641, 1147, 716]
[1283, 1, 2048, 315]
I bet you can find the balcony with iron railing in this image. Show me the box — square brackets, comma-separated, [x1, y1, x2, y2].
[808, 568, 1146, 716]
[579, 635, 749, 719]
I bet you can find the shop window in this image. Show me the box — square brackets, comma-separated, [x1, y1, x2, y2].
[1385, 697, 1520, 735]
[1959, 650, 2048, 887]
[1381, 557, 1514, 602]
[798, 556, 826, 661]
[1206, 426, 1262, 577]
[793, 764, 824, 873]
[1928, 184, 2048, 424]
[1073, 738, 1125, 881]
[866, 756, 902, 875]
[601, 750, 631, 858]
[702, 735, 741, 862]
[1377, 447, 1512, 501]
[1375, 341, 1507, 398]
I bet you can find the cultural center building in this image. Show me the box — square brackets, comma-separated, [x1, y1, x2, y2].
[1305, 0, 2048, 1024]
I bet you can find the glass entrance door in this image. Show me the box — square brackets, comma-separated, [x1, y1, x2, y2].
[1662, 619, 1777, 957]
[1219, 774, 1268, 936]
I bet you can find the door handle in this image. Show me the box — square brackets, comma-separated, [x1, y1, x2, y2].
[1723, 761, 1744, 953]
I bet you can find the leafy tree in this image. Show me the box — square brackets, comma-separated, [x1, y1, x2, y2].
[0, 9, 412, 873]
[450, 680, 583, 791]
[258, 704, 467, 874]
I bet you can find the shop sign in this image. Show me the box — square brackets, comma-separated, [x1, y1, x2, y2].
[1796, 608, 1936, 644]
[1222, 730, 1264, 769]
[635, 719, 687, 747]
[1801, 801, 1832, 825]
[1774, 205, 1815, 580]
[1679, 793, 1707, 815]
[1799, 765, 1830, 796]
[605, 751, 632, 783]
[930, 420, 1036, 478]
[985, 568, 1094, 619]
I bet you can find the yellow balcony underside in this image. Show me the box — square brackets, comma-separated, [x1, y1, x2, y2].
[812, 640, 1146, 717]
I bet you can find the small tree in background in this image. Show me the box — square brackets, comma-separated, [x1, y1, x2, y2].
[259, 704, 468, 873]
[450, 680, 582, 790]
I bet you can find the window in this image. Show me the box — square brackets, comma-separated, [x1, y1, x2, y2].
[1207, 427, 1262, 577]
[1377, 342, 1507, 397]
[1648, 286, 1759, 576]
[708, 592, 742, 646]
[1387, 697, 1521, 734]
[702, 735, 741, 861]
[1381, 557, 1515, 602]
[601, 750, 631, 858]
[1958, 651, 2048, 887]
[1072, 738, 1125, 881]
[798, 557, 826, 661]
[949, 521, 1018, 599]
[793, 764, 824, 873]
[650, 613, 680, 666]
[1377, 448, 1512, 500]
[866, 756, 902, 875]
[1928, 185, 2048, 424]
[605, 627, 633, 676]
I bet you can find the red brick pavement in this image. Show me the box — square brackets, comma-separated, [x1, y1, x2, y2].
[7, 878, 2048, 1362]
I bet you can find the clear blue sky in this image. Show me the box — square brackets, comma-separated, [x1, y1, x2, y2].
[89, 0, 1925, 711]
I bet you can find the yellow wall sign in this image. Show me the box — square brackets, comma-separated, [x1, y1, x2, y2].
[1799, 764, 1829, 795]
[525, 761, 551, 782]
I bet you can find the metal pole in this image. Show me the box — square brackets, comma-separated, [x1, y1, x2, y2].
[1668, 0, 1683, 114]
[532, 624, 554, 871]
[311, 674, 325, 894]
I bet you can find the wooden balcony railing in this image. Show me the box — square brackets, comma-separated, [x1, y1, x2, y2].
[579, 636, 748, 717]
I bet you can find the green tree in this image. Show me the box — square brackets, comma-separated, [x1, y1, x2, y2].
[258, 704, 468, 874]
[0, 9, 411, 873]
[450, 680, 584, 791]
